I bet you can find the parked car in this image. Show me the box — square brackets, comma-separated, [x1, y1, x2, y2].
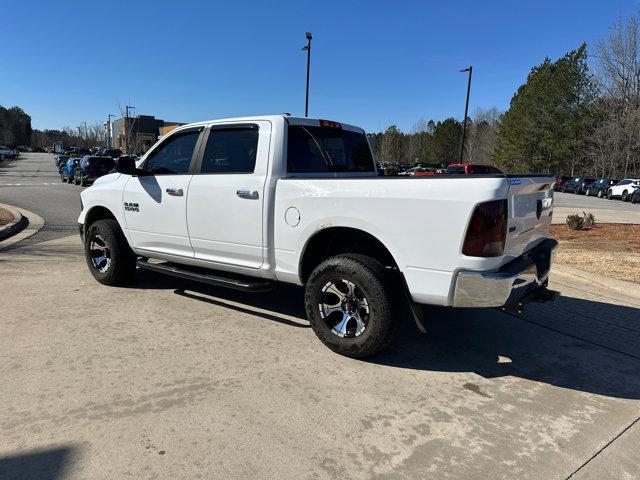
[584, 179, 616, 198]
[73, 156, 116, 186]
[60, 157, 81, 182]
[400, 166, 436, 176]
[55, 154, 70, 168]
[562, 177, 595, 194]
[64, 147, 91, 157]
[0, 146, 18, 159]
[78, 115, 557, 358]
[607, 179, 640, 201]
[446, 163, 503, 175]
[97, 148, 122, 159]
[554, 175, 571, 191]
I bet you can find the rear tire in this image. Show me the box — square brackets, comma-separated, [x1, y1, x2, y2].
[622, 190, 629, 202]
[304, 254, 398, 358]
[84, 219, 136, 286]
[597, 189, 604, 198]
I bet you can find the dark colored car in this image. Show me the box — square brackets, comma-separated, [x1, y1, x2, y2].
[562, 177, 595, 194]
[60, 157, 81, 182]
[554, 175, 571, 191]
[446, 163, 503, 175]
[73, 156, 116, 186]
[631, 188, 640, 204]
[584, 178, 616, 198]
[99, 148, 122, 158]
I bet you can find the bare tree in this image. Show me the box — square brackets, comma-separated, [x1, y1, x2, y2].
[464, 107, 501, 165]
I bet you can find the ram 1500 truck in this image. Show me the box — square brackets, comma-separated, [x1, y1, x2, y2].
[78, 115, 557, 358]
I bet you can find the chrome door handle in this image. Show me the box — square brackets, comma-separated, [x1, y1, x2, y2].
[236, 190, 259, 199]
[166, 188, 183, 196]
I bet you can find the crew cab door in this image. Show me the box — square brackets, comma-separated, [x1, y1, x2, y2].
[122, 128, 203, 258]
[186, 121, 270, 269]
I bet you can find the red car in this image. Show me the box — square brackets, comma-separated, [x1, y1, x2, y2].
[446, 163, 503, 175]
[554, 175, 571, 191]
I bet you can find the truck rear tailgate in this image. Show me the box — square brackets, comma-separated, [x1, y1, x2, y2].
[503, 175, 554, 259]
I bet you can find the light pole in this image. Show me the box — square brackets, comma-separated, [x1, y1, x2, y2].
[125, 105, 135, 154]
[301, 32, 312, 117]
[107, 114, 115, 147]
[80, 122, 87, 147]
[459, 66, 472, 164]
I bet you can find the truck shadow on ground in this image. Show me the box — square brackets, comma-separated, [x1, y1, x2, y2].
[0, 445, 77, 480]
[136, 270, 640, 400]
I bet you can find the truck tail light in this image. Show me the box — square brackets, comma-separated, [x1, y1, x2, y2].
[462, 200, 507, 257]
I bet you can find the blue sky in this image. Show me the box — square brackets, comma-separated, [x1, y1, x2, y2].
[0, 0, 637, 133]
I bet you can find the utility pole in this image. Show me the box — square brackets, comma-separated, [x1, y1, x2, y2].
[125, 105, 135, 154]
[107, 114, 114, 147]
[301, 32, 312, 117]
[80, 122, 87, 147]
[459, 66, 472, 164]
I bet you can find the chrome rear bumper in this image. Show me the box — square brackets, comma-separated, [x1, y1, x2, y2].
[452, 239, 558, 308]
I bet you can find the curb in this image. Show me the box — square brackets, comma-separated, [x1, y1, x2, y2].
[0, 204, 27, 241]
[0, 204, 45, 251]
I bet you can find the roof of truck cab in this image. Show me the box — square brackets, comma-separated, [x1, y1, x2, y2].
[170, 115, 365, 133]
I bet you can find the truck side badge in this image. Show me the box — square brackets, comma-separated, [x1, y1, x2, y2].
[124, 202, 139, 212]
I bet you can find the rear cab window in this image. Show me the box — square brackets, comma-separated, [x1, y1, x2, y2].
[287, 123, 375, 174]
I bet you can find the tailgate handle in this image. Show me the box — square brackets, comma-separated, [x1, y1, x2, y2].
[237, 190, 259, 200]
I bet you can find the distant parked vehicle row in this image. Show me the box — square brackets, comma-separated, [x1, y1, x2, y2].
[59, 155, 115, 186]
[398, 163, 503, 176]
[555, 175, 639, 203]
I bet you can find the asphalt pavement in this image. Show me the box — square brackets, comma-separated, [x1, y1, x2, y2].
[0, 152, 84, 247]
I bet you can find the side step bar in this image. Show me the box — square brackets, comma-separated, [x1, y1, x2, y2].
[136, 258, 275, 292]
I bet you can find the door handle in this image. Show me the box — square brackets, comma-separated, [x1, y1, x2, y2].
[166, 188, 184, 197]
[236, 190, 259, 200]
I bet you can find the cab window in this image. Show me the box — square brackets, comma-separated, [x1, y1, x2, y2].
[144, 130, 200, 175]
[200, 126, 259, 173]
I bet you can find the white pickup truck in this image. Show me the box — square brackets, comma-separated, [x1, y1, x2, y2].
[79, 115, 557, 357]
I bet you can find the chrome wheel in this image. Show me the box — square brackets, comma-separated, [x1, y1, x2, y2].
[89, 234, 111, 273]
[319, 279, 370, 338]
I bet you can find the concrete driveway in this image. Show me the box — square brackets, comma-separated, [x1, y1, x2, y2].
[1, 235, 639, 479]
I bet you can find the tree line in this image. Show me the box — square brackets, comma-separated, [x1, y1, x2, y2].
[371, 11, 640, 178]
[0, 106, 106, 149]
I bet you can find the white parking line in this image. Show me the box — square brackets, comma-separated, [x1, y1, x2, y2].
[0, 182, 61, 187]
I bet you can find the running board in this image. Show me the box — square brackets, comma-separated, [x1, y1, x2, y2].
[136, 258, 275, 292]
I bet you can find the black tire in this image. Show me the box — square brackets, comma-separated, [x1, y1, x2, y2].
[585, 188, 590, 197]
[607, 189, 613, 199]
[304, 254, 398, 358]
[597, 189, 604, 198]
[622, 190, 629, 202]
[84, 219, 136, 286]
[80, 175, 87, 187]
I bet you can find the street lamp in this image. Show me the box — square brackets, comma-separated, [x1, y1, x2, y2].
[107, 114, 115, 147]
[301, 32, 312, 117]
[459, 66, 473, 164]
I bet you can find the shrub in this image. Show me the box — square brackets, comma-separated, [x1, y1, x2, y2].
[566, 214, 584, 230]
[384, 166, 399, 176]
[582, 211, 596, 228]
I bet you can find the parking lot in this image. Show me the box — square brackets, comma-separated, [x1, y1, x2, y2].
[1, 154, 640, 479]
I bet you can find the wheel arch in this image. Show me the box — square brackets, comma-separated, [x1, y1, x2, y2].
[298, 226, 399, 284]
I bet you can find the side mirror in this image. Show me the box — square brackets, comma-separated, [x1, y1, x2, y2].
[115, 156, 136, 175]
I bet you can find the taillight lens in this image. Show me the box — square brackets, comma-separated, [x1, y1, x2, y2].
[462, 200, 507, 257]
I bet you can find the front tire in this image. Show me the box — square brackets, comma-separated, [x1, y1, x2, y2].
[84, 219, 136, 286]
[598, 189, 604, 198]
[304, 254, 397, 358]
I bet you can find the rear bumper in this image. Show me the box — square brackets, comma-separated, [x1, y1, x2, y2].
[452, 239, 558, 308]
